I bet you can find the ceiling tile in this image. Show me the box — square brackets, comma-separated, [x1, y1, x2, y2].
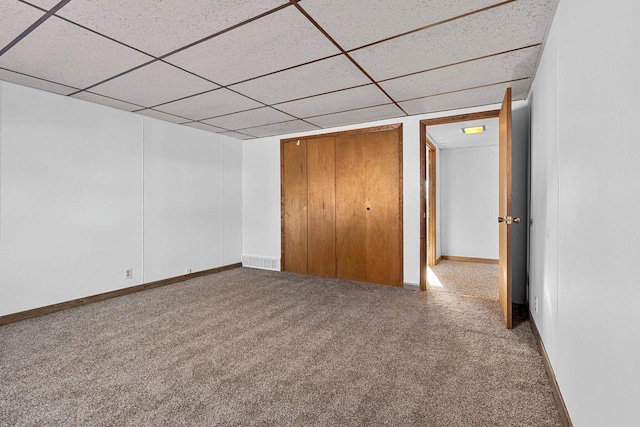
[399, 79, 531, 116]
[181, 122, 228, 133]
[306, 104, 405, 129]
[220, 131, 254, 140]
[71, 91, 143, 112]
[90, 61, 218, 107]
[275, 84, 391, 119]
[165, 6, 340, 85]
[203, 107, 293, 131]
[136, 109, 190, 124]
[240, 120, 320, 138]
[35, 0, 289, 57]
[0, 68, 78, 95]
[0, 16, 152, 89]
[350, 0, 556, 81]
[155, 88, 263, 121]
[301, 0, 499, 50]
[230, 55, 370, 105]
[380, 45, 541, 102]
[0, 2, 45, 50]
[24, 0, 60, 9]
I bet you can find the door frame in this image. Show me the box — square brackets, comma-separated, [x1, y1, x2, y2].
[419, 110, 500, 291]
[281, 123, 403, 285]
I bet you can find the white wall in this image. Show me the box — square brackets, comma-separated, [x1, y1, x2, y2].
[143, 119, 223, 283]
[0, 83, 144, 315]
[242, 137, 281, 261]
[529, 1, 640, 424]
[222, 138, 243, 266]
[440, 145, 498, 259]
[242, 101, 529, 286]
[0, 82, 242, 317]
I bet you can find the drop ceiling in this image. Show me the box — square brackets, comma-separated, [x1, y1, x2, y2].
[0, 0, 558, 140]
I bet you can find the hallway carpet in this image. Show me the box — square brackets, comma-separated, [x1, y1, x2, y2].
[429, 260, 499, 300]
[0, 268, 561, 426]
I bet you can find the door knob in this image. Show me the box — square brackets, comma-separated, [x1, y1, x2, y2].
[498, 216, 520, 225]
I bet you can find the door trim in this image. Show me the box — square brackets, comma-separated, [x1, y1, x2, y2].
[419, 110, 500, 291]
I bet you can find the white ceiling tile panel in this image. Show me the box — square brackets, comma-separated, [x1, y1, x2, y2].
[230, 55, 369, 105]
[350, 0, 557, 81]
[24, 0, 60, 10]
[306, 104, 405, 129]
[0, 2, 45, 50]
[155, 88, 263, 121]
[399, 79, 532, 116]
[71, 91, 142, 112]
[276, 84, 390, 119]
[301, 0, 500, 50]
[203, 107, 293, 131]
[90, 61, 218, 107]
[240, 120, 320, 138]
[136, 109, 190, 124]
[33, 0, 289, 57]
[0, 68, 78, 95]
[220, 131, 255, 140]
[165, 6, 340, 86]
[0, 17, 152, 89]
[380, 45, 541, 102]
[182, 122, 228, 133]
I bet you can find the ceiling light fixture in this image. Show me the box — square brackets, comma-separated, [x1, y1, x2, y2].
[462, 125, 486, 135]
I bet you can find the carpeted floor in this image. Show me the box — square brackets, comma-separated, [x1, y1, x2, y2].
[428, 260, 499, 300]
[0, 268, 561, 426]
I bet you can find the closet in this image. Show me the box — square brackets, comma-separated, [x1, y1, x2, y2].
[281, 125, 402, 287]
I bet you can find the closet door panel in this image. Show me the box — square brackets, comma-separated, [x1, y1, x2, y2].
[335, 134, 367, 282]
[364, 129, 402, 286]
[282, 140, 308, 274]
[307, 137, 336, 277]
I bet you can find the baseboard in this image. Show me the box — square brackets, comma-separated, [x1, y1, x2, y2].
[0, 263, 242, 327]
[529, 313, 573, 427]
[435, 256, 442, 265]
[441, 255, 499, 264]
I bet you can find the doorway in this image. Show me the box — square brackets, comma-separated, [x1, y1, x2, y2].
[420, 110, 500, 292]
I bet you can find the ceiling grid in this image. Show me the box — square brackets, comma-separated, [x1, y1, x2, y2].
[0, 0, 559, 139]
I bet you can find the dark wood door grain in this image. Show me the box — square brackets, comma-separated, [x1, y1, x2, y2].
[498, 88, 513, 329]
[307, 137, 336, 278]
[282, 125, 403, 287]
[283, 139, 308, 274]
[335, 134, 367, 282]
[364, 128, 402, 287]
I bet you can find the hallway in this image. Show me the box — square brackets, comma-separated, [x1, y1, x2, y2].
[428, 260, 498, 301]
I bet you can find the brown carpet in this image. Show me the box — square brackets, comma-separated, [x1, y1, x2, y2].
[0, 268, 561, 426]
[429, 260, 499, 300]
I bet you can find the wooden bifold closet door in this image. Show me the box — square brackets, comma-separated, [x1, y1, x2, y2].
[307, 137, 336, 277]
[281, 125, 402, 287]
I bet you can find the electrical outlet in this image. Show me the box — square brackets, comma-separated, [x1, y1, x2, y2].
[185, 268, 192, 274]
[125, 268, 133, 279]
[534, 296, 539, 313]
